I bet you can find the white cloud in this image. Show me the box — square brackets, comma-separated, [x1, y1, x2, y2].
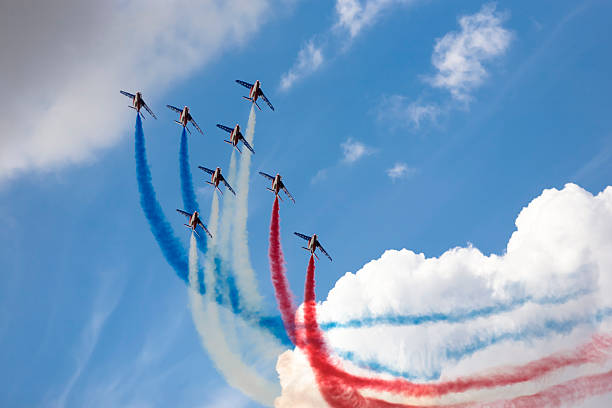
[386, 162, 415, 180]
[280, 40, 324, 91]
[0, 0, 272, 183]
[311, 168, 329, 184]
[378, 95, 440, 128]
[335, 0, 418, 38]
[341, 138, 374, 163]
[429, 3, 512, 100]
[280, 0, 418, 90]
[276, 183, 612, 406]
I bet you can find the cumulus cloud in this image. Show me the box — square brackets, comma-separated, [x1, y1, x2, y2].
[386, 162, 415, 180]
[0, 0, 272, 183]
[378, 95, 440, 128]
[429, 3, 512, 100]
[280, 40, 324, 91]
[276, 183, 612, 406]
[341, 138, 374, 163]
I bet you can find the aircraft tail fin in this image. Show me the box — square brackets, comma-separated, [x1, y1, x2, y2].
[254, 100, 262, 111]
[223, 139, 233, 145]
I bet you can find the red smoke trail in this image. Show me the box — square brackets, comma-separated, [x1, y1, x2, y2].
[301, 255, 612, 407]
[269, 196, 298, 344]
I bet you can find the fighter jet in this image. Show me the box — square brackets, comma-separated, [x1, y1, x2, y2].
[177, 209, 212, 238]
[235, 80, 274, 111]
[198, 166, 236, 196]
[167, 105, 204, 135]
[259, 172, 294, 203]
[294, 233, 332, 261]
[216, 123, 255, 154]
[120, 90, 156, 119]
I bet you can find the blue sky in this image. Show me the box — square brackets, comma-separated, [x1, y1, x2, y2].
[1, 1, 612, 407]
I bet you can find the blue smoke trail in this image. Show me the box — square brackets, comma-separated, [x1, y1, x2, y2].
[134, 114, 205, 293]
[335, 307, 612, 381]
[320, 288, 591, 331]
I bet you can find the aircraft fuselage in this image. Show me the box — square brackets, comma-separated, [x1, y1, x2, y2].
[249, 80, 261, 102]
[133, 92, 144, 112]
[272, 174, 282, 195]
[308, 234, 318, 254]
[230, 124, 242, 146]
[179, 106, 191, 127]
[211, 167, 222, 188]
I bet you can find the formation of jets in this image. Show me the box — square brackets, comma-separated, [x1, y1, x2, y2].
[121, 80, 332, 262]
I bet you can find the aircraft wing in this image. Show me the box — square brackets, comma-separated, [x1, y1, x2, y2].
[258, 171, 274, 181]
[241, 138, 255, 154]
[318, 243, 333, 261]
[258, 90, 275, 111]
[236, 80, 253, 89]
[282, 185, 295, 203]
[190, 118, 204, 135]
[176, 209, 191, 218]
[120, 90, 135, 98]
[294, 232, 311, 241]
[166, 104, 182, 113]
[143, 101, 157, 119]
[216, 124, 233, 133]
[198, 220, 213, 238]
[198, 166, 215, 175]
[222, 178, 236, 196]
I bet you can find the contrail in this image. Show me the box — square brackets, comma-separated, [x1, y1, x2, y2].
[230, 104, 264, 313]
[188, 194, 282, 407]
[269, 196, 298, 344]
[134, 114, 204, 293]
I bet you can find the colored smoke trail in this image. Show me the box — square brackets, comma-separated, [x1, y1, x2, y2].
[298, 253, 612, 406]
[269, 196, 298, 344]
[230, 104, 263, 312]
[179, 128, 199, 214]
[188, 195, 282, 407]
[320, 288, 590, 331]
[134, 114, 204, 293]
[336, 306, 612, 380]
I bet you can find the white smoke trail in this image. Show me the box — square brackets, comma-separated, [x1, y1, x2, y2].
[217, 150, 237, 263]
[188, 193, 282, 406]
[230, 104, 264, 311]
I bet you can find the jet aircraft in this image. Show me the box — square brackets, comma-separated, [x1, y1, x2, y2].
[216, 123, 255, 154]
[294, 232, 332, 261]
[120, 90, 156, 119]
[199, 166, 236, 196]
[167, 105, 204, 135]
[235, 80, 274, 111]
[259, 172, 294, 203]
[177, 209, 212, 238]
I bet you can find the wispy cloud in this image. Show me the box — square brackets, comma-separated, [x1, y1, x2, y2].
[311, 168, 329, 184]
[386, 162, 416, 180]
[378, 95, 440, 128]
[281, 0, 419, 90]
[280, 40, 324, 91]
[428, 3, 512, 101]
[341, 138, 374, 163]
[335, 0, 418, 38]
